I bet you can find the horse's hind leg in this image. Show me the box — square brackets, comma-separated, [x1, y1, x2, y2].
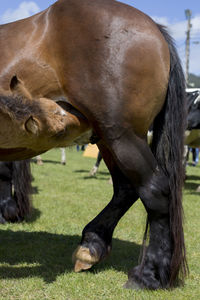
[73, 142, 139, 272]
[103, 130, 173, 289]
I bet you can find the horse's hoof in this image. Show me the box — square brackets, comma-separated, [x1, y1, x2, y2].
[72, 245, 99, 272]
[0, 213, 6, 224]
[0, 198, 21, 223]
[127, 265, 161, 290]
[73, 232, 112, 272]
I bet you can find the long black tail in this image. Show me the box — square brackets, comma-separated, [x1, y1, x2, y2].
[151, 24, 188, 286]
[13, 160, 32, 219]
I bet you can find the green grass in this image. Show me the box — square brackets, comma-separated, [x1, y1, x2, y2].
[0, 148, 199, 299]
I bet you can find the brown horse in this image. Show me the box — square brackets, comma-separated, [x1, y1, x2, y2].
[0, 0, 187, 289]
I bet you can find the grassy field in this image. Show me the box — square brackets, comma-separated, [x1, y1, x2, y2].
[0, 147, 199, 300]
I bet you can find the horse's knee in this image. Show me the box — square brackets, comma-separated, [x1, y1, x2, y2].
[139, 171, 170, 215]
[111, 137, 170, 215]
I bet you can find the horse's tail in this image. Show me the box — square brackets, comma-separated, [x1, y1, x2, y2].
[151, 24, 188, 286]
[13, 160, 32, 219]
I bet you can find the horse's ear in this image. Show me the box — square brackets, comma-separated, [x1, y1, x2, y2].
[10, 75, 32, 100]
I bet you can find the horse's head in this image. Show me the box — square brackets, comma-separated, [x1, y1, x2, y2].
[0, 77, 90, 160]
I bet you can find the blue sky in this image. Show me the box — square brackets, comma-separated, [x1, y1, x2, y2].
[0, 1, 200, 76]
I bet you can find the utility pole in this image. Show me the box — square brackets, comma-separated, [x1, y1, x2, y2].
[185, 9, 192, 87]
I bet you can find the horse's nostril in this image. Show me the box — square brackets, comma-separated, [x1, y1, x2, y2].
[10, 75, 19, 91]
[25, 116, 39, 134]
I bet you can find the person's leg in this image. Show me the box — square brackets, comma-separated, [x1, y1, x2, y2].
[195, 148, 199, 165]
[36, 155, 43, 165]
[89, 152, 103, 176]
[61, 148, 66, 165]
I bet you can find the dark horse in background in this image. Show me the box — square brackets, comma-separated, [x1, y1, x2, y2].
[184, 90, 200, 162]
[0, 160, 32, 223]
[0, 0, 187, 289]
[187, 90, 200, 131]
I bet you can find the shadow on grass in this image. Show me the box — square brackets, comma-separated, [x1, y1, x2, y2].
[74, 169, 110, 181]
[74, 169, 108, 176]
[82, 176, 111, 181]
[31, 186, 40, 195]
[184, 167, 200, 194]
[184, 181, 200, 191]
[24, 208, 41, 223]
[185, 174, 200, 181]
[0, 230, 140, 283]
[31, 159, 61, 165]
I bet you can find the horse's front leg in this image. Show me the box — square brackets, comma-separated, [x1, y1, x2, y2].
[73, 142, 139, 272]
